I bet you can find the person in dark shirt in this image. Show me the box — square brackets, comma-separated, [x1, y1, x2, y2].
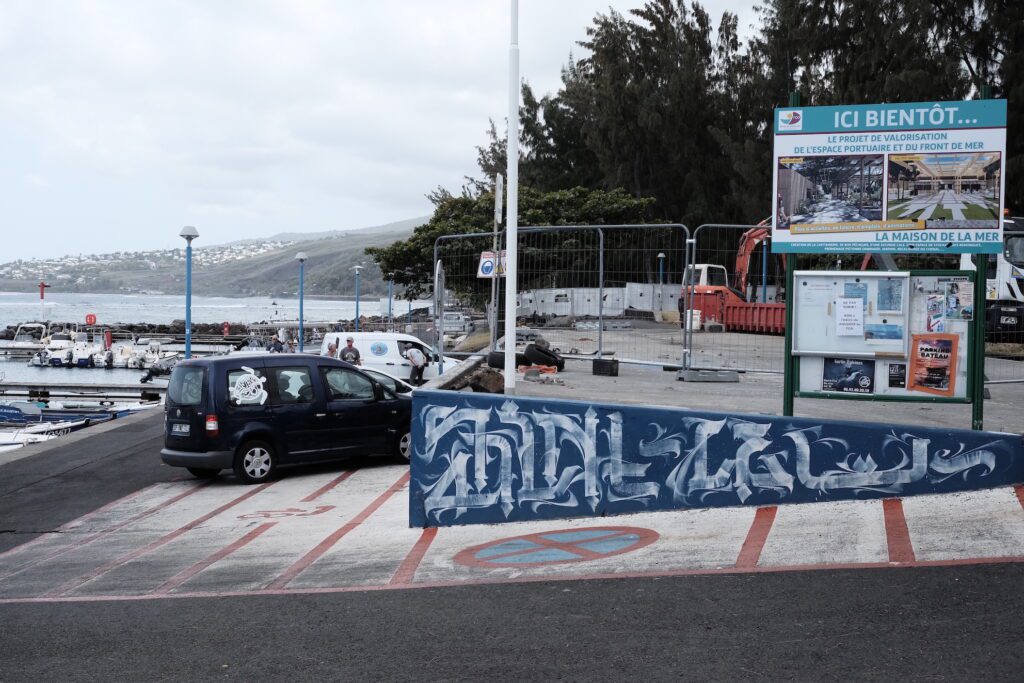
[339, 336, 361, 365]
[266, 335, 284, 353]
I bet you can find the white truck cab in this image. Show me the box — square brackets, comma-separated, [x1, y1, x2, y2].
[960, 215, 1024, 339]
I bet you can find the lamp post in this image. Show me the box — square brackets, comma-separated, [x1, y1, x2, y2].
[387, 273, 394, 328]
[296, 252, 308, 352]
[352, 264, 364, 332]
[179, 226, 199, 359]
[656, 251, 666, 315]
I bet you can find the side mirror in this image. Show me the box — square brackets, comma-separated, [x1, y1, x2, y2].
[373, 382, 384, 401]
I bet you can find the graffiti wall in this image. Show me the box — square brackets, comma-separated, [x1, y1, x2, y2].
[409, 390, 1024, 527]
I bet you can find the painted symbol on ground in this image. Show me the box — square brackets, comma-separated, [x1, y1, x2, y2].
[454, 526, 659, 568]
[237, 505, 335, 520]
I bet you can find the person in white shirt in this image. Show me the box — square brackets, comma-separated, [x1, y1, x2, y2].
[405, 345, 427, 386]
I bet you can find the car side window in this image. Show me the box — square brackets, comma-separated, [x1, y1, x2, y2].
[322, 367, 375, 401]
[227, 367, 269, 407]
[269, 366, 315, 404]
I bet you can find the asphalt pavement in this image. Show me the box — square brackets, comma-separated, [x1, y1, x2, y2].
[1, 413, 1022, 680]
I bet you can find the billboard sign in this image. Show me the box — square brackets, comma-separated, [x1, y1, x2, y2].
[772, 99, 1006, 253]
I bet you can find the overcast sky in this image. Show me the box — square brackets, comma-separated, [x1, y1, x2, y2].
[0, 1, 757, 260]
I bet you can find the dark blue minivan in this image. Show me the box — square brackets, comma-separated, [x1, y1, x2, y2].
[161, 354, 412, 484]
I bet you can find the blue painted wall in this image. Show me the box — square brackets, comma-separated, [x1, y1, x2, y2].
[409, 390, 1024, 528]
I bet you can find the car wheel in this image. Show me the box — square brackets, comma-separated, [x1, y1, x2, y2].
[187, 467, 221, 479]
[234, 440, 276, 484]
[394, 430, 412, 462]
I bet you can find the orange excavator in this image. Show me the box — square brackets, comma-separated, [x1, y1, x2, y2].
[679, 221, 788, 334]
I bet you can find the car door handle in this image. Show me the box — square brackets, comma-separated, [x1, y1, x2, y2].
[385, 362, 396, 366]
[315, 413, 327, 418]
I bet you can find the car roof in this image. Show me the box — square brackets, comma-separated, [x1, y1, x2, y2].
[177, 353, 357, 370]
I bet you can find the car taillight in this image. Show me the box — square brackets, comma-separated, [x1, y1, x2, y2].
[205, 415, 219, 437]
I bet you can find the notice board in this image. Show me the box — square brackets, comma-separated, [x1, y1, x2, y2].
[771, 99, 1006, 254]
[794, 270, 970, 399]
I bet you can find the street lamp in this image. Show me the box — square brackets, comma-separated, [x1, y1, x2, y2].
[295, 252, 308, 352]
[656, 251, 666, 316]
[352, 264, 364, 332]
[179, 226, 199, 359]
[387, 272, 394, 328]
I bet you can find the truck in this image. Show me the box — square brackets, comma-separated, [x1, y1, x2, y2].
[961, 214, 1024, 341]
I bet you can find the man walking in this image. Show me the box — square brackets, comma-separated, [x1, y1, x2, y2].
[339, 336, 361, 365]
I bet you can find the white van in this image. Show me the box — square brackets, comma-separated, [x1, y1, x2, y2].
[441, 312, 474, 334]
[319, 332, 455, 381]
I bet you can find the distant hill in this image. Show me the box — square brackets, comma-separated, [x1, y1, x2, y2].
[0, 217, 426, 297]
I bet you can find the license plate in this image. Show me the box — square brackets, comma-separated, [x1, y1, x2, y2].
[1000, 316, 1017, 325]
[171, 423, 190, 435]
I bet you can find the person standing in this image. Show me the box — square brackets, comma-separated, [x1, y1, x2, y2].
[339, 336, 361, 365]
[325, 342, 338, 359]
[266, 335, 284, 353]
[405, 345, 427, 386]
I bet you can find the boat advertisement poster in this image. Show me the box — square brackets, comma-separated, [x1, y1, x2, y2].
[772, 99, 1006, 254]
[908, 333, 959, 397]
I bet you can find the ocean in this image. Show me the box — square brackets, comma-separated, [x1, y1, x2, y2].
[0, 291, 439, 328]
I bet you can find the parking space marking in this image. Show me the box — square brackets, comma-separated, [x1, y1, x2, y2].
[759, 499, 888, 567]
[153, 522, 277, 595]
[44, 481, 275, 597]
[390, 527, 438, 586]
[2, 474, 1024, 605]
[0, 482, 210, 584]
[265, 471, 410, 590]
[735, 506, 777, 568]
[882, 499, 916, 563]
[301, 469, 358, 502]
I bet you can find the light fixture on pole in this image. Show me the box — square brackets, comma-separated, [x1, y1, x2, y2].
[179, 226, 199, 359]
[352, 264, 364, 332]
[296, 252, 308, 352]
[657, 252, 666, 285]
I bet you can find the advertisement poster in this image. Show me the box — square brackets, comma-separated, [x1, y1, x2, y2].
[877, 279, 903, 312]
[835, 297, 864, 336]
[888, 363, 907, 388]
[908, 334, 958, 396]
[943, 280, 974, 320]
[843, 282, 869, 309]
[822, 357, 876, 394]
[772, 100, 1006, 254]
[926, 294, 945, 332]
[865, 323, 903, 341]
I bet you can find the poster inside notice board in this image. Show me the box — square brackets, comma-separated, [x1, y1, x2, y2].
[797, 271, 970, 399]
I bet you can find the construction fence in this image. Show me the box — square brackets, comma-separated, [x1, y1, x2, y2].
[432, 222, 1024, 386]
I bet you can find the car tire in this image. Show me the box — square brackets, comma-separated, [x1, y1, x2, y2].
[524, 343, 564, 371]
[233, 440, 276, 484]
[187, 467, 221, 479]
[394, 429, 412, 462]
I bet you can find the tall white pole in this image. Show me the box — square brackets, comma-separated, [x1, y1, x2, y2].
[503, 0, 519, 393]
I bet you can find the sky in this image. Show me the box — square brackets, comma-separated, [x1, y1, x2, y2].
[0, 1, 758, 260]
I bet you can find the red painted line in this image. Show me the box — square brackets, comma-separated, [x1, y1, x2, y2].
[0, 482, 211, 583]
[42, 481, 274, 598]
[0, 483, 170, 561]
[735, 506, 777, 568]
[882, 498, 916, 564]
[1014, 485, 1024, 512]
[389, 527, 438, 586]
[152, 522, 277, 595]
[266, 472, 410, 590]
[301, 469, 357, 502]
[4, 554, 1024, 606]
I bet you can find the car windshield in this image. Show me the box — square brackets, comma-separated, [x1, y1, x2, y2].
[1005, 237, 1024, 267]
[168, 366, 205, 406]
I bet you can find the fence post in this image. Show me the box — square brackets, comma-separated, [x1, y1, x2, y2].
[782, 253, 797, 416]
[597, 227, 605, 358]
[683, 235, 696, 368]
[971, 254, 987, 429]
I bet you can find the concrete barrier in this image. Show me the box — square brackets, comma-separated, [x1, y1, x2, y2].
[409, 389, 1024, 527]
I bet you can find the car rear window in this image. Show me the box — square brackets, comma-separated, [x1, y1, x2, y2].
[168, 366, 205, 406]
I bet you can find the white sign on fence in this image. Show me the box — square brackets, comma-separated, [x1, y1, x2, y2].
[477, 250, 507, 278]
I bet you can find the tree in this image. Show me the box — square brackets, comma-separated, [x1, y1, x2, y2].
[366, 187, 656, 300]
